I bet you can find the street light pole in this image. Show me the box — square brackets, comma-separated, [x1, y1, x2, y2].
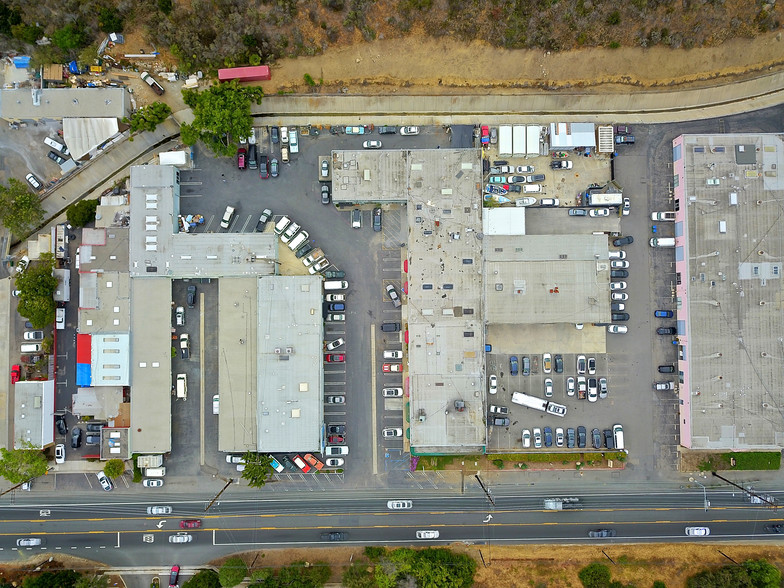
[690, 478, 710, 511]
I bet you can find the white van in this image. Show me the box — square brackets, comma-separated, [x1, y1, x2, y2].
[324, 280, 349, 290]
[21, 343, 42, 353]
[280, 126, 289, 144]
[145, 467, 167, 477]
[540, 198, 560, 206]
[613, 424, 625, 450]
[524, 184, 543, 194]
[56, 307, 65, 329]
[44, 136, 69, 156]
[220, 206, 236, 229]
[290, 129, 299, 153]
[176, 374, 187, 400]
[281, 146, 289, 163]
[288, 230, 309, 251]
[274, 216, 291, 235]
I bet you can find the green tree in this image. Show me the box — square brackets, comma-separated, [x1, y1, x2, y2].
[652, 583, 666, 588]
[180, 81, 263, 157]
[182, 571, 219, 588]
[276, 562, 330, 587]
[0, 3, 22, 36]
[219, 557, 247, 587]
[127, 101, 172, 134]
[74, 575, 110, 588]
[0, 178, 45, 237]
[342, 563, 375, 588]
[578, 562, 612, 588]
[15, 252, 58, 328]
[11, 23, 42, 44]
[240, 451, 273, 488]
[22, 570, 81, 588]
[158, 0, 173, 15]
[52, 23, 88, 52]
[410, 548, 476, 588]
[743, 559, 781, 588]
[103, 459, 125, 479]
[0, 442, 48, 485]
[98, 7, 124, 32]
[66, 199, 99, 227]
[77, 46, 100, 73]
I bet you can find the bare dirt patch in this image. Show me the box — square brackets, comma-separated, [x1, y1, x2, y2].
[261, 29, 784, 96]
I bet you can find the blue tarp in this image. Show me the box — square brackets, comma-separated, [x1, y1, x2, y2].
[13, 56, 30, 68]
[76, 363, 92, 387]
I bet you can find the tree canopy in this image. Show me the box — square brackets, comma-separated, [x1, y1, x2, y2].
[688, 559, 781, 588]
[183, 570, 219, 588]
[128, 101, 172, 134]
[252, 562, 330, 588]
[0, 178, 45, 238]
[219, 557, 248, 587]
[22, 570, 81, 588]
[240, 451, 273, 488]
[180, 81, 263, 157]
[0, 442, 48, 485]
[66, 199, 99, 227]
[345, 546, 476, 588]
[103, 459, 125, 479]
[15, 252, 58, 329]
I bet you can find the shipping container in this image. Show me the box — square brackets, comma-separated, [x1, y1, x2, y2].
[512, 125, 526, 157]
[526, 125, 540, 155]
[218, 65, 271, 82]
[498, 126, 513, 156]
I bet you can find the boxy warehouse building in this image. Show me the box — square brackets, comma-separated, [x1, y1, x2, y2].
[671, 133, 784, 451]
[62, 164, 326, 460]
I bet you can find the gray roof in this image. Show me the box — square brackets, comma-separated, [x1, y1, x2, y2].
[71, 387, 123, 421]
[129, 278, 173, 454]
[0, 87, 127, 120]
[78, 272, 131, 335]
[14, 381, 55, 449]
[550, 122, 596, 148]
[331, 149, 410, 204]
[256, 276, 324, 453]
[406, 149, 487, 453]
[128, 165, 277, 279]
[484, 235, 611, 325]
[676, 133, 784, 450]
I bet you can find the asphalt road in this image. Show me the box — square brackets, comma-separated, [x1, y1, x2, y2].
[2, 487, 783, 564]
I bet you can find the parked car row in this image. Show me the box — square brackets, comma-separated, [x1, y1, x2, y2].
[522, 424, 624, 450]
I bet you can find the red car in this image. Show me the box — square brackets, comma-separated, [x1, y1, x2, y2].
[237, 147, 247, 170]
[304, 453, 324, 470]
[327, 435, 344, 444]
[179, 519, 201, 529]
[382, 363, 402, 373]
[480, 126, 490, 144]
[324, 354, 345, 363]
[168, 566, 180, 588]
[10, 364, 21, 384]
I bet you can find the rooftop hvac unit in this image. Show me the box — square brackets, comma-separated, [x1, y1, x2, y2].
[286, 347, 294, 354]
[274, 348, 281, 354]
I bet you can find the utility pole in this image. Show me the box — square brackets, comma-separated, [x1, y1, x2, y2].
[711, 471, 777, 508]
[205, 478, 233, 512]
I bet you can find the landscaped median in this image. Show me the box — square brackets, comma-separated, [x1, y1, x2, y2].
[415, 451, 627, 472]
[680, 450, 781, 472]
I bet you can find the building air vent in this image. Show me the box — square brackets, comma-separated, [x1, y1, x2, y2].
[286, 347, 294, 354]
[274, 348, 282, 354]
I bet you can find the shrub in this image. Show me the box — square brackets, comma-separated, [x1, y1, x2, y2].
[578, 562, 612, 588]
[304, 73, 316, 86]
[607, 10, 621, 25]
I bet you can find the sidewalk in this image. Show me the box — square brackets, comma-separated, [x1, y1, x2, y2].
[253, 69, 784, 125]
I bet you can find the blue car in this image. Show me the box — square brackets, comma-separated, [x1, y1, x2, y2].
[328, 303, 345, 312]
[654, 310, 673, 318]
[509, 356, 519, 376]
[544, 426, 553, 447]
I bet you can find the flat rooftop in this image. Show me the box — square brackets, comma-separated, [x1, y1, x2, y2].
[674, 133, 784, 450]
[484, 234, 611, 325]
[406, 148, 487, 454]
[331, 149, 410, 204]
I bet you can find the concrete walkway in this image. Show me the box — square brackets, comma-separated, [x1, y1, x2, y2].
[253, 70, 784, 125]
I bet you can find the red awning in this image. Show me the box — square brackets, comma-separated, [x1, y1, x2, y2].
[405, 330, 409, 344]
[403, 259, 408, 273]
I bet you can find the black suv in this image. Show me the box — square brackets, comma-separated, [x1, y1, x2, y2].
[381, 322, 401, 332]
[55, 415, 67, 436]
[577, 426, 587, 448]
[373, 208, 382, 231]
[270, 127, 279, 143]
[610, 269, 629, 279]
[71, 427, 82, 448]
[378, 126, 397, 134]
[611, 313, 630, 321]
[658, 365, 676, 373]
[554, 354, 563, 373]
[187, 285, 196, 308]
[613, 235, 634, 247]
[657, 327, 677, 335]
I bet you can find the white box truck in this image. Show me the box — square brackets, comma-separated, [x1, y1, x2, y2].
[650, 237, 676, 247]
